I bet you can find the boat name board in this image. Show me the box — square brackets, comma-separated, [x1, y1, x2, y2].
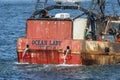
[32, 40, 61, 49]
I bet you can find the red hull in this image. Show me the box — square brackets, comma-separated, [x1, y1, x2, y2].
[17, 38, 82, 64]
[16, 2, 120, 65]
[17, 51, 82, 64]
[17, 19, 83, 64]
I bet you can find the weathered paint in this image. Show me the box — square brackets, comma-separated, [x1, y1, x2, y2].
[17, 38, 120, 65]
[81, 53, 120, 65]
[17, 38, 81, 52]
[27, 19, 72, 39]
[81, 40, 120, 65]
[17, 50, 82, 64]
[81, 41, 120, 54]
[17, 18, 120, 65]
[17, 38, 82, 64]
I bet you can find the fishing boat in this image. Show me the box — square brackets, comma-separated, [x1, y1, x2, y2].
[17, 0, 120, 65]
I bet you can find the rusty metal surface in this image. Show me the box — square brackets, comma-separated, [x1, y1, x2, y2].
[17, 50, 82, 64]
[81, 40, 120, 54]
[17, 38, 82, 64]
[27, 20, 72, 39]
[18, 38, 120, 54]
[17, 38, 81, 53]
[81, 40, 120, 65]
[81, 53, 120, 65]
[17, 38, 120, 65]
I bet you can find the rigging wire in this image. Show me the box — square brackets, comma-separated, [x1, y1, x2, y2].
[91, 0, 97, 10]
[35, 0, 40, 10]
[43, 0, 48, 8]
[98, 0, 105, 16]
[91, 0, 105, 16]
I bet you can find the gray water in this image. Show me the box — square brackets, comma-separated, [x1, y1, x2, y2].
[0, 0, 120, 80]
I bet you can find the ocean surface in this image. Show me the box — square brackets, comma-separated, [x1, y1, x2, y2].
[0, 0, 120, 80]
